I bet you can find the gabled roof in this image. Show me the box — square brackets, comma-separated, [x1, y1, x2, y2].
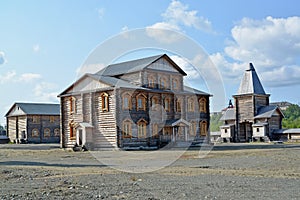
[96, 54, 187, 76]
[5, 102, 60, 117]
[183, 86, 211, 96]
[254, 105, 284, 119]
[220, 108, 235, 121]
[237, 63, 266, 95]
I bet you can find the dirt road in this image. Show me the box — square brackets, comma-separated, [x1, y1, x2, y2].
[0, 143, 299, 199]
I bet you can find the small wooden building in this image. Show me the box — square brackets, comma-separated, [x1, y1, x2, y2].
[220, 63, 284, 142]
[5, 102, 60, 143]
[59, 54, 211, 150]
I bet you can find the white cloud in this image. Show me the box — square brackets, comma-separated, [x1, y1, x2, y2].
[146, 0, 213, 43]
[0, 71, 42, 84]
[162, 0, 212, 32]
[33, 82, 59, 102]
[33, 44, 40, 52]
[0, 71, 16, 83]
[0, 51, 7, 65]
[170, 55, 199, 79]
[18, 73, 42, 82]
[213, 16, 300, 87]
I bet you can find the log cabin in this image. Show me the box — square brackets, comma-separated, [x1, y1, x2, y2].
[220, 63, 284, 142]
[5, 102, 60, 143]
[58, 54, 211, 150]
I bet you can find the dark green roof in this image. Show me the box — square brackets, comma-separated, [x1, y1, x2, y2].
[5, 102, 60, 117]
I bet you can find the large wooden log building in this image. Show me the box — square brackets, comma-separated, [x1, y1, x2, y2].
[59, 54, 211, 150]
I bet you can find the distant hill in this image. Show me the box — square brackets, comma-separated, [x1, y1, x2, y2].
[282, 104, 300, 128]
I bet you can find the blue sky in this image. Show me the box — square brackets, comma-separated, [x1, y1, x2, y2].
[1, 0, 300, 125]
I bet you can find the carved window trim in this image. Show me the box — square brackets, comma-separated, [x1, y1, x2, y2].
[188, 98, 195, 112]
[151, 96, 159, 111]
[137, 119, 147, 138]
[164, 97, 171, 112]
[172, 78, 179, 90]
[54, 128, 60, 136]
[122, 93, 132, 110]
[190, 121, 197, 136]
[50, 116, 55, 123]
[122, 119, 132, 138]
[136, 93, 147, 111]
[44, 128, 51, 137]
[152, 123, 159, 138]
[32, 116, 40, 124]
[200, 121, 207, 136]
[32, 128, 39, 137]
[69, 96, 77, 114]
[176, 98, 182, 112]
[101, 92, 109, 112]
[199, 97, 207, 113]
[160, 76, 168, 89]
[148, 76, 155, 88]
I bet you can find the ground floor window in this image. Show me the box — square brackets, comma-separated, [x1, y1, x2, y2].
[32, 128, 39, 137]
[200, 121, 207, 136]
[54, 128, 60, 136]
[137, 119, 147, 138]
[122, 120, 132, 138]
[44, 128, 51, 137]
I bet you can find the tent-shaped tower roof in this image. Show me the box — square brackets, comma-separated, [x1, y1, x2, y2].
[237, 63, 266, 95]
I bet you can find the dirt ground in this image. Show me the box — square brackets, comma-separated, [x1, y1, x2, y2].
[0, 143, 299, 200]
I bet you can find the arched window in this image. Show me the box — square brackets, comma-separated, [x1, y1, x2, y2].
[151, 96, 159, 111]
[152, 123, 159, 138]
[137, 119, 147, 138]
[44, 128, 51, 137]
[190, 121, 197, 136]
[188, 98, 195, 112]
[160, 77, 168, 89]
[69, 96, 77, 114]
[176, 98, 182, 112]
[32, 128, 39, 137]
[173, 78, 179, 90]
[200, 121, 207, 136]
[122, 93, 132, 110]
[148, 76, 155, 88]
[69, 123, 75, 139]
[54, 128, 60, 136]
[101, 93, 109, 112]
[199, 98, 207, 113]
[164, 97, 171, 112]
[122, 119, 132, 138]
[136, 93, 147, 111]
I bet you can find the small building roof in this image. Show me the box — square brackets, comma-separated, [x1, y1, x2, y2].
[5, 102, 60, 117]
[220, 108, 235, 121]
[252, 122, 268, 127]
[254, 105, 284, 119]
[237, 63, 266, 95]
[273, 128, 300, 134]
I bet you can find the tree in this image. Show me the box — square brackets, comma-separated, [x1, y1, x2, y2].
[282, 104, 300, 128]
[210, 113, 223, 132]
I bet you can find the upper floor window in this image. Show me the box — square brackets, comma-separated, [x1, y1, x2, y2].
[199, 98, 207, 113]
[122, 119, 132, 138]
[32, 116, 40, 124]
[50, 116, 55, 123]
[164, 97, 171, 112]
[176, 98, 182, 112]
[136, 93, 147, 111]
[151, 96, 159, 111]
[69, 96, 77, 114]
[160, 77, 168, 89]
[173, 79, 179, 90]
[137, 119, 147, 138]
[101, 92, 109, 112]
[122, 93, 132, 110]
[148, 76, 155, 88]
[188, 98, 195, 112]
